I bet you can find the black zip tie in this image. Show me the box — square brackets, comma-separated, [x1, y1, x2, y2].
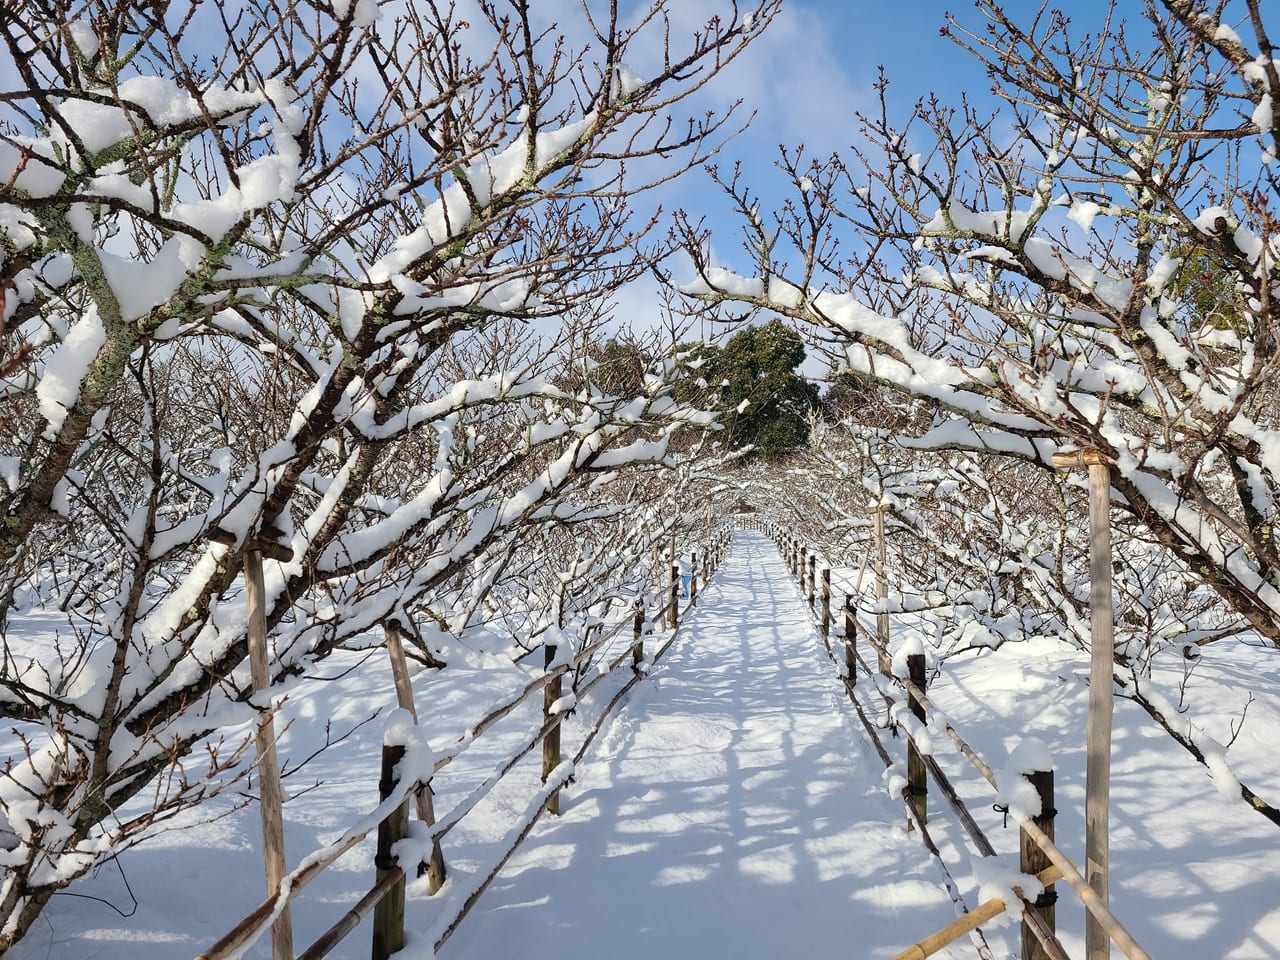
[993, 802, 1010, 828]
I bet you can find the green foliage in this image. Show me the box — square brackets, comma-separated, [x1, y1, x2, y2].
[1167, 244, 1241, 333]
[586, 338, 652, 397]
[557, 337, 654, 398]
[680, 320, 818, 460]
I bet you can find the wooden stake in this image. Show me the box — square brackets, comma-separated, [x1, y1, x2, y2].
[670, 562, 680, 629]
[844, 595, 857, 688]
[821, 567, 831, 637]
[383, 621, 446, 893]
[807, 553, 817, 607]
[632, 601, 645, 675]
[1022, 768, 1057, 960]
[690, 552, 699, 606]
[542, 642, 563, 815]
[874, 506, 891, 676]
[1053, 448, 1114, 960]
[244, 548, 293, 960]
[907, 651, 927, 827]
[372, 744, 408, 960]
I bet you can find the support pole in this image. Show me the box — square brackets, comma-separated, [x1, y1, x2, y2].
[542, 642, 563, 816]
[874, 506, 891, 676]
[1052, 447, 1114, 960]
[690, 551, 699, 606]
[244, 547, 293, 960]
[807, 553, 817, 607]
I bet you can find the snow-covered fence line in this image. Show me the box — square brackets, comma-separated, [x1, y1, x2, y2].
[756, 521, 1152, 960]
[196, 528, 732, 960]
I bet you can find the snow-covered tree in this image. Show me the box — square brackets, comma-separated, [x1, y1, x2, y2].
[679, 0, 1280, 648]
[0, 0, 777, 945]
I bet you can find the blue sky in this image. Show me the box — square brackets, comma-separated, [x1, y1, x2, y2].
[611, 1, 989, 329]
[0, 0, 1155, 341]
[641, 0, 1155, 328]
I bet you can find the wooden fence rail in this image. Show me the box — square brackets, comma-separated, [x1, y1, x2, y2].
[197, 526, 733, 960]
[766, 526, 1151, 960]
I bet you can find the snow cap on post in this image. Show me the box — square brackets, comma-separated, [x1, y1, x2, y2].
[995, 737, 1054, 821]
[891, 632, 927, 679]
[383, 707, 418, 748]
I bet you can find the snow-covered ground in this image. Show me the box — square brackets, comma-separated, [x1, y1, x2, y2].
[10, 530, 1280, 959]
[446, 530, 967, 959]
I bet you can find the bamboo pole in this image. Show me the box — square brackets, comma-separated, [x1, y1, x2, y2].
[296, 866, 402, 960]
[842, 646, 1070, 960]
[1053, 447, 1115, 960]
[891, 670, 1149, 960]
[891, 866, 1064, 960]
[843, 667, 996, 960]
[244, 547, 293, 960]
[384, 621, 446, 893]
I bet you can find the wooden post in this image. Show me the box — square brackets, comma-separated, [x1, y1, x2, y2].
[372, 743, 409, 960]
[821, 567, 831, 637]
[542, 642, 563, 815]
[907, 651, 928, 827]
[670, 562, 680, 629]
[670, 528, 677, 604]
[652, 541, 660, 595]
[244, 547, 293, 960]
[632, 601, 645, 674]
[797, 545, 805, 583]
[807, 553, 817, 607]
[1053, 448, 1114, 960]
[690, 551, 699, 606]
[844, 595, 857, 688]
[383, 621, 446, 893]
[1022, 767, 1058, 960]
[874, 506, 891, 676]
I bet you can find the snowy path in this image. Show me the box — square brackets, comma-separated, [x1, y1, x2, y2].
[446, 530, 968, 960]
